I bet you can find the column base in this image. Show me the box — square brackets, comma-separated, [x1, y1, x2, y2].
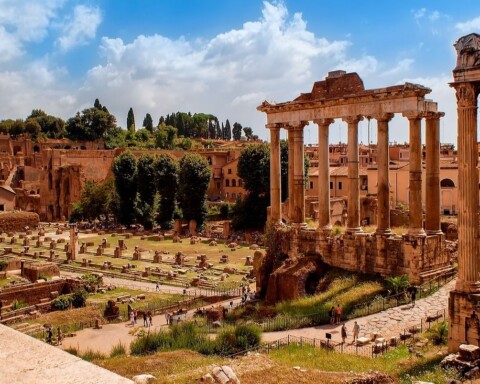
[375, 228, 392, 236]
[448, 289, 480, 353]
[426, 229, 443, 236]
[346, 227, 363, 235]
[407, 227, 426, 237]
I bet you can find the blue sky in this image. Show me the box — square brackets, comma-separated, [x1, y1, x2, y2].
[1, 1, 480, 145]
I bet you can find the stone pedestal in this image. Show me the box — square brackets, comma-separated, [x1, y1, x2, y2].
[449, 290, 480, 352]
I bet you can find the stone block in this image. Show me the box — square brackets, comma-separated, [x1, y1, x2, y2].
[459, 344, 480, 361]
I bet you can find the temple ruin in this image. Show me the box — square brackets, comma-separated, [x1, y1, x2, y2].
[257, 70, 452, 303]
[448, 33, 480, 352]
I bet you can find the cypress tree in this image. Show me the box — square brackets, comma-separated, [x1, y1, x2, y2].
[127, 107, 135, 133]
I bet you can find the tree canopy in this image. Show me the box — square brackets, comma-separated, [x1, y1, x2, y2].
[156, 154, 179, 229]
[65, 101, 116, 141]
[112, 151, 138, 226]
[127, 107, 135, 133]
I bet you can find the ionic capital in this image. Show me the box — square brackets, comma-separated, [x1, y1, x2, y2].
[452, 82, 479, 108]
[422, 111, 445, 120]
[342, 115, 363, 125]
[313, 118, 334, 127]
[371, 113, 394, 123]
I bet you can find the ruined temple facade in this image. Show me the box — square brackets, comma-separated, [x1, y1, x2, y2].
[257, 70, 451, 303]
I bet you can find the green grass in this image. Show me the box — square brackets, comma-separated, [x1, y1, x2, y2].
[275, 271, 384, 317]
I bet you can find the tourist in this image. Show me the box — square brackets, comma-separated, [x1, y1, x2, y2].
[165, 312, 170, 325]
[341, 323, 347, 344]
[148, 312, 153, 326]
[143, 312, 148, 327]
[353, 321, 360, 342]
[57, 327, 62, 345]
[130, 311, 135, 327]
[46, 327, 53, 344]
[336, 304, 343, 325]
[411, 287, 417, 307]
[328, 306, 335, 325]
[155, 281, 160, 291]
[134, 309, 138, 324]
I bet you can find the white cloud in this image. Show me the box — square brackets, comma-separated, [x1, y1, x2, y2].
[413, 8, 426, 21]
[455, 16, 480, 33]
[380, 58, 414, 77]
[57, 4, 102, 51]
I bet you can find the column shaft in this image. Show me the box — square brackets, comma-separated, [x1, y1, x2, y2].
[405, 114, 425, 236]
[292, 124, 306, 223]
[316, 119, 333, 230]
[455, 83, 480, 288]
[375, 114, 393, 234]
[425, 113, 443, 234]
[269, 125, 281, 223]
[344, 116, 363, 233]
[288, 128, 295, 220]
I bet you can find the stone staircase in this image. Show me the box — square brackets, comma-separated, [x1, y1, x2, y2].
[11, 322, 43, 335]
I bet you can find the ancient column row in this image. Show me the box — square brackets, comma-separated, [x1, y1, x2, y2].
[267, 112, 443, 235]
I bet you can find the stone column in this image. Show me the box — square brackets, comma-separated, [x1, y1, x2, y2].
[453, 82, 480, 291]
[287, 127, 295, 220]
[374, 113, 394, 235]
[268, 124, 282, 223]
[404, 113, 425, 236]
[343, 115, 363, 233]
[315, 118, 334, 231]
[69, 223, 77, 261]
[425, 112, 444, 235]
[291, 122, 308, 224]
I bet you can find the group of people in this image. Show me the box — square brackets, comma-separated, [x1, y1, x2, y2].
[45, 326, 62, 345]
[129, 309, 153, 327]
[341, 321, 361, 344]
[328, 304, 343, 325]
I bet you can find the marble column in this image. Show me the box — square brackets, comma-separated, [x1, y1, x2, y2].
[404, 113, 425, 236]
[315, 119, 334, 231]
[425, 112, 444, 235]
[453, 82, 480, 291]
[374, 113, 394, 235]
[291, 122, 308, 224]
[268, 124, 282, 223]
[287, 127, 295, 220]
[343, 115, 363, 233]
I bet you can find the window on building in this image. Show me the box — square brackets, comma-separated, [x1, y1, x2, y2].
[207, 157, 212, 165]
[232, 179, 236, 187]
[216, 182, 220, 189]
[330, 181, 333, 189]
[309, 181, 314, 189]
[440, 178, 455, 188]
[225, 179, 230, 187]
[228, 168, 232, 174]
[0, 204, 5, 211]
[338, 181, 343, 190]
[225, 192, 229, 199]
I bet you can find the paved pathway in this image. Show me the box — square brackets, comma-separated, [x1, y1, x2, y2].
[262, 279, 455, 345]
[60, 278, 455, 353]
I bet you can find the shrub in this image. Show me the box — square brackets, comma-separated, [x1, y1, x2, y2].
[52, 295, 72, 311]
[11, 299, 27, 310]
[385, 275, 410, 294]
[63, 347, 78, 356]
[71, 289, 87, 308]
[426, 321, 448, 345]
[234, 323, 262, 350]
[214, 327, 237, 356]
[81, 349, 106, 362]
[220, 203, 230, 219]
[110, 342, 127, 357]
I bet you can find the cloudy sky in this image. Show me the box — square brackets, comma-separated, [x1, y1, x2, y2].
[0, 0, 479, 145]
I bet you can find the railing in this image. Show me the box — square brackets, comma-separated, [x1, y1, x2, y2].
[349, 271, 455, 319]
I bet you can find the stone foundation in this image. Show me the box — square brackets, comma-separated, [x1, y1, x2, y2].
[448, 290, 480, 352]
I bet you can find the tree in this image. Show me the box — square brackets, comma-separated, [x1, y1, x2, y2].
[243, 127, 253, 141]
[232, 122, 242, 141]
[70, 179, 116, 222]
[136, 154, 157, 229]
[155, 125, 177, 149]
[143, 113, 153, 132]
[224, 119, 232, 141]
[104, 127, 127, 149]
[156, 154, 179, 229]
[177, 154, 211, 229]
[25, 119, 41, 138]
[112, 151, 137, 226]
[127, 107, 135, 133]
[10, 119, 25, 137]
[94, 98, 102, 109]
[66, 105, 116, 141]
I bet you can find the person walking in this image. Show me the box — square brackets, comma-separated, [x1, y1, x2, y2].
[353, 321, 360, 342]
[143, 312, 148, 327]
[148, 312, 153, 327]
[341, 323, 347, 344]
[411, 288, 417, 307]
[328, 306, 335, 325]
[57, 327, 62, 345]
[155, 281, 160, 291]
[336, 304, 343, 325]
[129, 311, 135, 327]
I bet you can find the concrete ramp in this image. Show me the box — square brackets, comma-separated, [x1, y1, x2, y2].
[0, 324, 133, 384]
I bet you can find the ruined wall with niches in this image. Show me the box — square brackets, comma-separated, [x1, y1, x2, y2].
[58, 150, 117, 182]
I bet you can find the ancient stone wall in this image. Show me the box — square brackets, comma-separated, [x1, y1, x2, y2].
[0, 279, 81, 305]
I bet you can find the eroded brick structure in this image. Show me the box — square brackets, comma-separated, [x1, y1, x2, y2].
[257, 71, 451, 303]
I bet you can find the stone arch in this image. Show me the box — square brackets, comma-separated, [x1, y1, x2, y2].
[13, 145, 21, 155]
[225, 179, 230, 187]
[232, 179, 236, 187]
[441, 178, 455, 188]
[33, 145, 40, 153]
